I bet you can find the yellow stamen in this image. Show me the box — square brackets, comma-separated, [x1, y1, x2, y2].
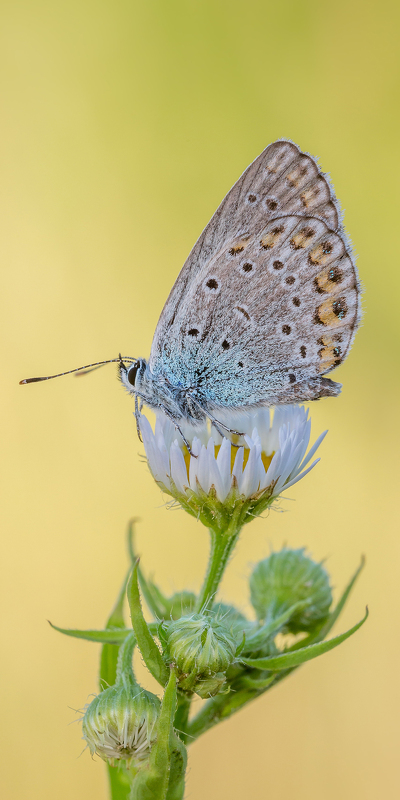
[182, 443, 274, 476]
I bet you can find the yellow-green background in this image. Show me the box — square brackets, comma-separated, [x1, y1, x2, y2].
[1, 1, 399, 797]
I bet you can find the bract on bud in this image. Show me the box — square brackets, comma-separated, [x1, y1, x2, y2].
[167, 590, 197, 620]
[249, 548, 332, 633]
[163, 613, 237, 698]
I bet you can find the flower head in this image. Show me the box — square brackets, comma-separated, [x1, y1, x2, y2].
[139, 406, 326, 530]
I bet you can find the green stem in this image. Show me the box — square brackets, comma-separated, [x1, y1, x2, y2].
[173, 695, 191, 744]
[107, 765, 131, 800]
[196, 519, 242, 612]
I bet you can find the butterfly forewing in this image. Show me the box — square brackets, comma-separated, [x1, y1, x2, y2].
[149, 140, 360, 408]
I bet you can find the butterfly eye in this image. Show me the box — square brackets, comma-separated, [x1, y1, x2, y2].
[127, 363, 140, 387]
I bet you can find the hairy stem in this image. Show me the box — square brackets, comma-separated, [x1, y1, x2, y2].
[173, 695, 191, 744]
[196, 518, 242, 612]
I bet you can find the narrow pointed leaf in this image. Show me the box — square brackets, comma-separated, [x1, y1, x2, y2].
[141, 579, 171, 620]
[289, 556, 366, 653]
[241, 609, 368, 671]
[106, 571, 129, 629]
[100, 570, 131, 688]
[166, 734, 187, 800]
[153, 669, 178, 773]
[48, 622, 132, 645]
[244, 601, 308, 650]
[127, 562, 169, 687]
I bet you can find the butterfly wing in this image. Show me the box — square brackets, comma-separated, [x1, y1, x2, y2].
[149, 140, 360, 408]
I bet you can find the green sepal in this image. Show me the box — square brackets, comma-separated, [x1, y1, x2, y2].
[48, 622, 132, 645]
[235, 632, 246, 658]
[127, 561, 169, 688]
[241, 608, 368, 671]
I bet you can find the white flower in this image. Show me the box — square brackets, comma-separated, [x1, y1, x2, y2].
[139, 407, 326, 524]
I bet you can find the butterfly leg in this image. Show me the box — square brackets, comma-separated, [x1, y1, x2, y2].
[208, 418, 241, 447]
[134, 394, 142, 442]
[157, 404, 198, 458]
[186, 393, 245, 441]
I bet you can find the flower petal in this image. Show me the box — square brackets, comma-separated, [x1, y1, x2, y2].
[170, 442, 189, 494]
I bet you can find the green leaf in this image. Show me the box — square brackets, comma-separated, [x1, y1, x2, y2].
[48, 622, 132, 645]
[315, 556, 365, 641]
[241, 608, 368, 671]
[288, 556, 366, 653]
[130, 670, 182, 800]
[127, 562, 169, 687]
[106, 571, 130, 629]
[244, 601, 308, 650]
[165, 734, 187, 800]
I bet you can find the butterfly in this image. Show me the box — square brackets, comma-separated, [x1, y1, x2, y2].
[21, 140, 360, 451]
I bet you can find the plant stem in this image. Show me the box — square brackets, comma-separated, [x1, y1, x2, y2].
[107, 765, 131, 800]
[174, 695, 191, 744]
[196, 519, 242, 612]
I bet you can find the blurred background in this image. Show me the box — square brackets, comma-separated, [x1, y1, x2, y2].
[1, 1, 399, 797]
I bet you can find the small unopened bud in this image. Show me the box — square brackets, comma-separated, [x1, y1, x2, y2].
[164, 613, 237, 698]
[249, 548, 332, 633]
[82, 683, 160, 767]
[82, 633, 160, 767]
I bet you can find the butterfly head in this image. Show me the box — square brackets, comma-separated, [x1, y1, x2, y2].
[119, 357, 147, 395]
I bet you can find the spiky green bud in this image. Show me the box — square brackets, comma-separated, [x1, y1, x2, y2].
[249, 548, 332, 633]
[82, 683, 160, 767]
[163, 613, 237, 698]
[82, 633, 160, 767]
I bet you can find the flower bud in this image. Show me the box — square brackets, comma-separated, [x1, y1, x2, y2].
[82, 632, 160, 767]
[249, 548, 332, 633]
[163, 613, 237, 698]
[82, 683, 160, 767]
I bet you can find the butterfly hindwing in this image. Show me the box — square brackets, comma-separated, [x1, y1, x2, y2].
[149, 141, 360, 407]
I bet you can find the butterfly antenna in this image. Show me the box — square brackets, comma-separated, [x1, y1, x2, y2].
[74, 364, 109, 377]
[19, 356, 137, 385]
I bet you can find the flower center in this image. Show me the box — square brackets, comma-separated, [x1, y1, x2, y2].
[182, 442, 274, 474]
